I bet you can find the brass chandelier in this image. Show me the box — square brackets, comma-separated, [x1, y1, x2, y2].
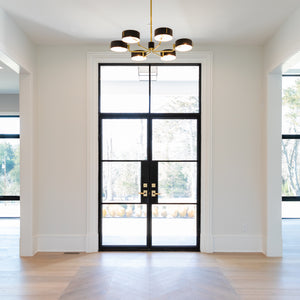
[110, 0, 193, 61]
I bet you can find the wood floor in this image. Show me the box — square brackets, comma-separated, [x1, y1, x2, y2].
[0, 219, 300, 299]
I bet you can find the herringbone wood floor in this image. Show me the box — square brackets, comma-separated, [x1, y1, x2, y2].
[0, 219, 300, 299]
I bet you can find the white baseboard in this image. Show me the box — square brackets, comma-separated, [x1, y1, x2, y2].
[86, 233, 99, 253]
[37, 234, 86, 252]
[213, 234, 263, 252]
[200, 233, 214, 253]
[35, 233, 262, 253]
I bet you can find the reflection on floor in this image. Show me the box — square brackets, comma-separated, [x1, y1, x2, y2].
[0, 219, 300, 298]
[0, 218, 19, 257]
[282, 218, 300, 255]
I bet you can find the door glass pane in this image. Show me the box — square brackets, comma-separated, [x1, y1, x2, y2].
[100, 66, 149, 113]
[282, 139, 300, 196]
[0, 117, 19, 134]
[0, 139, 20, 196]
[153, 119, 197, 160]
[158, 162, 197, 203]
[102, 204, 147, 245]
[152, 204, 197, 246]
[102, 162, 141, 203]
[151, 66, 199, 113]
[282, 76, 300, 134]
[102, 119, 147, 160]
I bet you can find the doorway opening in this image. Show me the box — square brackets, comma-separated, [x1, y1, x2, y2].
[0, 82, 20, 258]
[98, 64, 201, 250]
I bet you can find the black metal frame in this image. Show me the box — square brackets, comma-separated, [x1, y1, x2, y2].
[98, 63, 201, 251]
[282, 74, 300, 203]
[0, 115, 20, 201]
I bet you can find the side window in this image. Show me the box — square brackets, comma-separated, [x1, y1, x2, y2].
[282, 75, 300, 217]
[0, 116, 20, 199]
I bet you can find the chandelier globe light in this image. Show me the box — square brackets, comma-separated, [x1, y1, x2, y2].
[110, 0, 193, 61]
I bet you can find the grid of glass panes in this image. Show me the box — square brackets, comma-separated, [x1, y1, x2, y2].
[282, 75, 300, 218]
[99, 65, 200, 248]
[0, 116, 20, 217]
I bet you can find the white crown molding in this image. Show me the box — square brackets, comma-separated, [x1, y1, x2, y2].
[86, 51, 213, 252]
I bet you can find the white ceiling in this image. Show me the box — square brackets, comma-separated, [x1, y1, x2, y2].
[0, 0, 299, 46]
[0, 62, 19, 94]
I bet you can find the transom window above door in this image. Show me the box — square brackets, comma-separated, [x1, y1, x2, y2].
[99, 65, 200, 113]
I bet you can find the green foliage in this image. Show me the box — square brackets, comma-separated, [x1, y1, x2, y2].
[0, 141, 20, 195]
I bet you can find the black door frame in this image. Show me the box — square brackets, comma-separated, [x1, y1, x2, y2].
[98, 63, 201, 251]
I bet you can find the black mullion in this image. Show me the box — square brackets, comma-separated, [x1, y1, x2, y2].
[147, 65, 152, 249]
[282, 197, 300, 201]
[0, 134, 19, 139]
[0, 115, 19, 118]
[98, 65, 102, 250]
[100, 246, 199, 251]
[98, 124, 103, 249]
[149, 202, 197, 205]
[0, 196, 20, 201]
[149, 64, 151, 113]
[282, 74, 300, 77]
[282, 135, 300, 139]
[101, 160, 198, 162]
[100, 113, 200, 119]
[197, 120, 201, 250]
[197, 64, 201, 250]
[102, 160, 146, 162]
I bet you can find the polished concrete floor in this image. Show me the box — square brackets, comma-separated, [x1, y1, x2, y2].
[0, 218, 300, 299]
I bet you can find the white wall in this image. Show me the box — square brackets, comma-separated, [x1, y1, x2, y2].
[36, 47, 87, 251]
[212, 46, 263, 251]
[0, 94, 19, 113]
[36, 45, 264, 252]
[0, 8, 36, 256]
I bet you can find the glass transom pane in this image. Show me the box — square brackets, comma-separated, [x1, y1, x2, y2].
[282, 76, 300, 134]
[100, 66, 149, 113]
[0, 117, 19, 134]
[151, 66, 199, 113]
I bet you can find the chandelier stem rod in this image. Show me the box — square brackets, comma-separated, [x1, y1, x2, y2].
[150, 0, 153, 42]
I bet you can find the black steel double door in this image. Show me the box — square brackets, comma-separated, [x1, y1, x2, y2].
[99, 64, 201, 250]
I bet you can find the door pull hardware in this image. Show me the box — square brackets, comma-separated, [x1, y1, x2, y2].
[139, 190, 148, 197]
[151, 190, 161, 197]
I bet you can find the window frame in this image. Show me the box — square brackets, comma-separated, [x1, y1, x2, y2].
[0, 115, 20, 201]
